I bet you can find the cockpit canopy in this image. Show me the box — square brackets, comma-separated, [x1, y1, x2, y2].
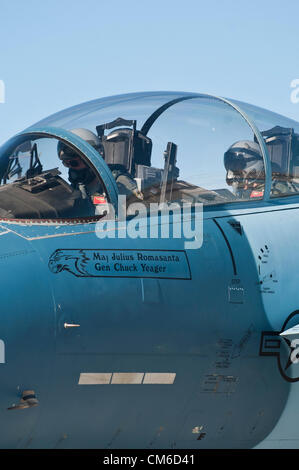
[0, 91, 299, 223]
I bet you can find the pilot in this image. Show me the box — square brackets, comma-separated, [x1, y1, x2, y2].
[57, 129, 105, 204]
[224, 140, 265, 198]
[224, 140, 299, 198]
[58, 128, 143, 203]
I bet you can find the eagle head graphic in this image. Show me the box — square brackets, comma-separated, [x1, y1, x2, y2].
[48, 249, 90, 276]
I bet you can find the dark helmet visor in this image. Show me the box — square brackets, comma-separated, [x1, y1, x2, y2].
[224, 148, 263, 172]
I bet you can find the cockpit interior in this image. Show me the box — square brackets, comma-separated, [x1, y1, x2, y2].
[0, 92, 299, 222]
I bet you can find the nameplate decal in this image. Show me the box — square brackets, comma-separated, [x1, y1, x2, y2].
[48, 249, 191, 280]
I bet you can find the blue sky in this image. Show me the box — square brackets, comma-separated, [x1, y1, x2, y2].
[0, 0, 299, 144]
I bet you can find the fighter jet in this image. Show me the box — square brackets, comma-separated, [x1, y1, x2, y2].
[0, 91, 299, 449]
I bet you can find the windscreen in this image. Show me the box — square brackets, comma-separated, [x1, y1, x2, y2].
[0, 135, 110, 221]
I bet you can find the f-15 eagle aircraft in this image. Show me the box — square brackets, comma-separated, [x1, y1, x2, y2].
[0, 91, 299, 449]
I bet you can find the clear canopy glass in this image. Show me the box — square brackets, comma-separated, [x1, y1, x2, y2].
[31, 92, 270, 205]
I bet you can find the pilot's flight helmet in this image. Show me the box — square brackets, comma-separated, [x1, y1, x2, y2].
[69, 128, 101, 150]
[57, 128, 102, 162]
[224, 140, 264, 187]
